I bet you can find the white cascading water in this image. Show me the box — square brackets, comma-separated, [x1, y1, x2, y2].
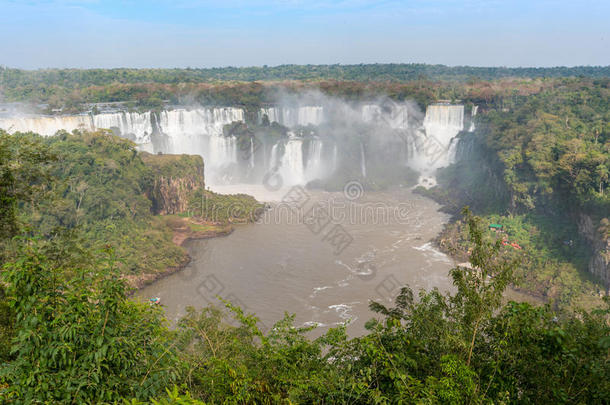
[156, 108, 244, 179]
[158, 108, 241, 137]
[92, 112, 153, 143]
[0, 102, 468, 188]
[272, 137, 330, 185]
[0, 112, 154, 141]
[0, 108, 242, 142]
[279, 138, 305, 185]
[0, 107, 247, 185]
[305, 139, 324, 180]
[249, 138, 255, 168]
[332, 144, 338, 172]
[269, 144, 279, 170]
[360, 142, 367, 178]
[208, 135, 237, 168]
[259, 106, 324, 127]
[159, 108, 242, 146]
[409, 104, 464, 188]
[361, 104, 381, 123]
[261, 106, 327, 185]
[0, 115, 93, 136]
[298, 106, 324, 126]
[469, 105, 478, 132]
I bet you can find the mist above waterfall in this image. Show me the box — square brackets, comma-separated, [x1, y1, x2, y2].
[240, 91, 410, 188]
[0, 94, 471, 189]
[254, 90, 466, 190]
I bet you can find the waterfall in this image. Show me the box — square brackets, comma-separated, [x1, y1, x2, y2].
[388, 104, 409, 129]
[208, 134, 237, 168]
[305, 138, 324, 180]
[298, 106, 324, 126]
[259, 106, 324, 127]
[424, 105, 464, 135]
[92, 111, 153, 142]
[0, 101, 469, 188]
[0, 111, 156, 140]
[0, 107, 243, 145]
[408, 104, 465, 188]
[154, 108, 244, 180]
[269, 143, 279, 170]
[332, 144, 338, 173]
[0, 115, 93, 136]
[259, 107, 278, 125]
[469, 105, 478, 132]
[158, 107, 243, 138]
[249, 138, 255, 168]
[361, 104, 382, 123]
[422, 104, 464, 165]
[360, 142, 367, 178]
[279, 138, 305, 185]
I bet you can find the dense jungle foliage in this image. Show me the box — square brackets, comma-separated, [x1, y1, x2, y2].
[419, 78, 610, 307]
[2, 64, 609, 88]
[1, 65, 609, 113]
[0, 130, 259, 286]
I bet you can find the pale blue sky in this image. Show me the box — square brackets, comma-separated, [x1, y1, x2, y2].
[1, 0, 608, 68]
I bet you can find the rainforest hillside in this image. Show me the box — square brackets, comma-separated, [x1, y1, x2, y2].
[418, 78, 609, 307]
[0, 129, 261, 288]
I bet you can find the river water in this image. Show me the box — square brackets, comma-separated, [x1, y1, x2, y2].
[135, 185, 455, 336]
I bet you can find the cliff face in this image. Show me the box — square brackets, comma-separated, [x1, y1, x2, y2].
[578, 214, 610, 293]
[140, 152, 205, 215]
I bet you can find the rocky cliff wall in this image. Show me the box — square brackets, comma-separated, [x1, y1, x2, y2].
[578, 214, 610, 293]
[141, 152, 205, 215]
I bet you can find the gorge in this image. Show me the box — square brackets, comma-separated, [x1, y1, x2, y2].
[0, 98, 477, 333]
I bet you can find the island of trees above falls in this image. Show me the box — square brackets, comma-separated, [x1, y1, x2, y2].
[0, 64, 608, 403]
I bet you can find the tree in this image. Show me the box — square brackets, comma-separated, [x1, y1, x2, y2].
[596, 164, 608, 195]
[0, 131, 54, 242]
[1, 242, 178, 403]
[449, 208, 519, 366]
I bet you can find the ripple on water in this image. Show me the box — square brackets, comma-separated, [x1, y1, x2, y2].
[328, 302, 360, 323]
[414, 242, 452, 264]
[310, 285, 334, 298]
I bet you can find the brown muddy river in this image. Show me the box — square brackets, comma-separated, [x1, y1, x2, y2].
[136, 185, 455, 336]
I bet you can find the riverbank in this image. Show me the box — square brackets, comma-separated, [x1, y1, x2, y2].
[123, 186, 265, 290]
[432, 213, 604, 309]
[123, 215, 234, 290]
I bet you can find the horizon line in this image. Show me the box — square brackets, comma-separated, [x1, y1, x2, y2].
[2, 63, 610, 71]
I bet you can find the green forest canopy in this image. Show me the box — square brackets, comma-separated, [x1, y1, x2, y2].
[2, 64, 609, 88]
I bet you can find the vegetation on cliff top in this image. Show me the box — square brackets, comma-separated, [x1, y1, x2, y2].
[2, 64, 608, 114]
[2, 64, 608, 88]
[140, 152, 205, 180]
[417, 78, 609, 306]
[0, 129, 260, 286]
